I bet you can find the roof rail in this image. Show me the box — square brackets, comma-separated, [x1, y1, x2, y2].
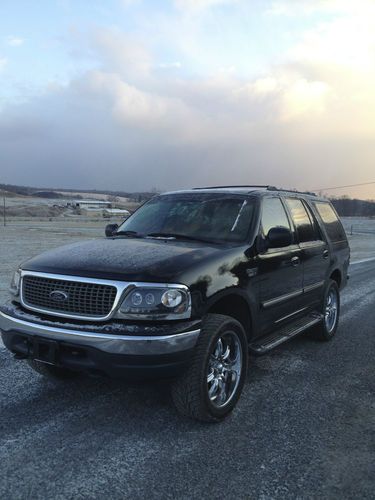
[192, 185, 317, 196]
[268, 187, 317, 196]
[193, 185, 274, 190]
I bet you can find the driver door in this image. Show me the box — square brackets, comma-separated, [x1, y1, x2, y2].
[256, 196, 304, 334]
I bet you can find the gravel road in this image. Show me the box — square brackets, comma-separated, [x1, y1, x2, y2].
[0, 223, 374, 499]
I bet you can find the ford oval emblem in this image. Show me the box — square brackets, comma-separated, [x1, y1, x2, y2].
[49, 290, 69, 302]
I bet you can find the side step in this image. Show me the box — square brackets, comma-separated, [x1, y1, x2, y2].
[249, 312, 323, 355]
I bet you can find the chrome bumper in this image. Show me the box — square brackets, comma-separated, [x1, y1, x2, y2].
[0, 311, 200, 356]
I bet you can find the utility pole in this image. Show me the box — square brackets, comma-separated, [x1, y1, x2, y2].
[3, 196, 6, 227]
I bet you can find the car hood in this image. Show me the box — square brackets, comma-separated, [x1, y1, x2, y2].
[21, 237, 223, 283]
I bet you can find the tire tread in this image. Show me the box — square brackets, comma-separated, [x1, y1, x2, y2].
[312, 279, 340, 341]
[172, 314, 247, 422]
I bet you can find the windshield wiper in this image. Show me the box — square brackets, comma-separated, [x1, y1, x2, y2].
[146, 232, 214, 243]
[114, 230, 143, 238]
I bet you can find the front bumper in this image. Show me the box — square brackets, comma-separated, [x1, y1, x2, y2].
[0, 304, 200, 379]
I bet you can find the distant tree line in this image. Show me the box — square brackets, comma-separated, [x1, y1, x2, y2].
[0, 182, 34, 196]
[330, 197, 375, 217]
[0, 183, 155, 203]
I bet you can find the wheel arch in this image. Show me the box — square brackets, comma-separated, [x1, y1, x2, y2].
[329, 268, 342, 288]
[205, 291, 254, 342]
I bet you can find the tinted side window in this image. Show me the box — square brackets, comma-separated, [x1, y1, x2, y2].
[314, 202, 346, 242]
[285, 198, 319, 243]
[261, 197, 290, 236]
[303, 201, 322, 240]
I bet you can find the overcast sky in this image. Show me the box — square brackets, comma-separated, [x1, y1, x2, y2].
[0, 0, 374, 198]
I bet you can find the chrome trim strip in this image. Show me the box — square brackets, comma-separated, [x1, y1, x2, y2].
[275, 306, 308, 324]
[20, 271, 128, 321]
[262, 289, 303, 309]
[303, 281, 325, 293]
[19, 270, 191, 322]
[0, 311, 200, 355]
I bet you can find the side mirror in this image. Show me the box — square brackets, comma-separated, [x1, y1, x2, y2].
[105, 223, 119, 237]
[267, 226, 292, 248]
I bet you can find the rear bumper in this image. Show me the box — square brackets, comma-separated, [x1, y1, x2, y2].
[0, 307, 200, 379]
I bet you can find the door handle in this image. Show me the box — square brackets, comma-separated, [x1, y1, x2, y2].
[323, 249, 329, 259]
[291, 256, 300, 267]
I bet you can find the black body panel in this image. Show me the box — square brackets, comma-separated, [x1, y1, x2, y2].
[22, 237, 223, 283]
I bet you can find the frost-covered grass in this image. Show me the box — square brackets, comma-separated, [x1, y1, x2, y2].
[342, 217, 375, 263]
[0, 221, 107, 347]
[0, 221, 106, 303]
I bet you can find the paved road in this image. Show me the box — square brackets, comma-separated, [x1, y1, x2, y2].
[0, 260, 374, 499]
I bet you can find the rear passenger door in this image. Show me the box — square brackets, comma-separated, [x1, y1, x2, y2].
[284, 197, 329, 306]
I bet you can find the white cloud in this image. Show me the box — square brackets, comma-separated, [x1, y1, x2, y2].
[158, 62, 182, 70]
[260, 0, 375, 131]
[5, 36, 24, 47]
[289, 14, 375, 71]
[85, 71, 193, 130]
[250, 77, 278, 95]
[279, 78, 331, 121]
[266, 0, 375, 16]
[120, 0, 141, 7]
[232, 70, 332, 124]
[91, 29, 152, 81]
[174, 0, 236, 12]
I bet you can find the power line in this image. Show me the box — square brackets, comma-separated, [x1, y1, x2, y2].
[312, 181, 375, 192]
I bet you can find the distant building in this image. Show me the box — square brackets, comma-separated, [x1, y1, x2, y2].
[103, 208, 131, 218]
[67, 200, 112, 210]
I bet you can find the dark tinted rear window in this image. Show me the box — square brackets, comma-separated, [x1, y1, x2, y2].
[314, 202, 346, 242]
[285, 198, 320, 243]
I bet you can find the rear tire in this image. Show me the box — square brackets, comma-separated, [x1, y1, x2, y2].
[27, 359, 79, 380]
[313, 279, 340, 341]
[171, 313, 248, 423]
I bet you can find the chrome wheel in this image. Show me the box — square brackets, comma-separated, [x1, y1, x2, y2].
[207, 331, 243, 408]
[325, 288, 338, 333]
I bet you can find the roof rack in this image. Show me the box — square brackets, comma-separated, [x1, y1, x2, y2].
[193, 185, 317, 196]
[193, 185, 274, 190]
[268, 187, 317, 196]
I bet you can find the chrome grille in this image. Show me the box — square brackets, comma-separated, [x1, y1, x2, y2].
[22, 275, 117, 318]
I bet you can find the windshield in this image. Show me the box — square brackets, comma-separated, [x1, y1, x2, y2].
[117, 193, 256, 243]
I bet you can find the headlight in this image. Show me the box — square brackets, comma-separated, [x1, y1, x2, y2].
[10, 269, 21, 296]
[161, 289, 183, 308]
[118, 285, 191, 320]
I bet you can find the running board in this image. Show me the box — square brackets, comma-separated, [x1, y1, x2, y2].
[249, 313, 323, 355]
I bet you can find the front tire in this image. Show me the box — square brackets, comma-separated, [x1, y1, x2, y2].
[171, 314, 248, 422]
[27, 359, 79, 380]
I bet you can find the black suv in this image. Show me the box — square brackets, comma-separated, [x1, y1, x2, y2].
[0, 186, 350, 422]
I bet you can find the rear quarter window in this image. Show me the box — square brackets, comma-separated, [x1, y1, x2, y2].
[314, 202, 346, 242]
